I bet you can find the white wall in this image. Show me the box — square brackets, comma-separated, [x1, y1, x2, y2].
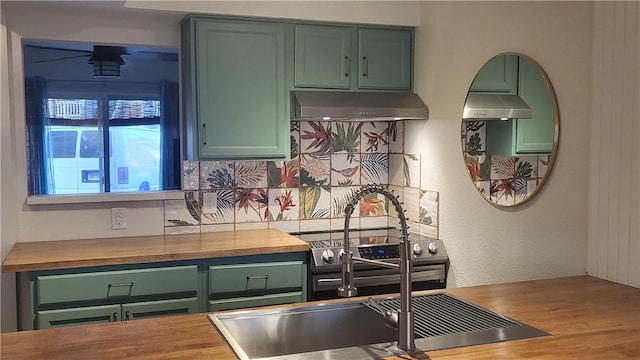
[412, 1, 593, 287]
[587, 1, 640, 288]
[5, 2, 180, 243]
[1, 4, 18, 332]
[123, 0, 421, 26]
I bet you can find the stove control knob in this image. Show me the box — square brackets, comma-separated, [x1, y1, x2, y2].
[427, 242, 439, 254]
[412, 243, 424, 256]
[321, 249, 335, 263]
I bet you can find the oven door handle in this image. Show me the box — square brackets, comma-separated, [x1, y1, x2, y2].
[317, 270, 444, 287]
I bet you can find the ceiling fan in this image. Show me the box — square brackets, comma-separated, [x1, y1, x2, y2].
[26, 43, 178, 78]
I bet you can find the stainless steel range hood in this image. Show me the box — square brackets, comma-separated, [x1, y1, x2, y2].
[463, 93, 532, 120]
[292, 91, 428, 121]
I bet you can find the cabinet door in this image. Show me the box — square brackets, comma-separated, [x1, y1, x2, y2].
[514, 57, 554, 153]
[470, 55, 518, 94]
[121, 298, 199, 321]
[193, 20, 289, 159]
[358, 28, 412, 90]
[294, 25, 352, 89]
[37, 304, 120, 329]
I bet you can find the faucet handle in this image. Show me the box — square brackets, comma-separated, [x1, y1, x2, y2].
[366, 297, 399, 330]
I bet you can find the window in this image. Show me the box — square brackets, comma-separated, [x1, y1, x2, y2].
[40, 98, 166, 194]
[23, 41, 180, 196]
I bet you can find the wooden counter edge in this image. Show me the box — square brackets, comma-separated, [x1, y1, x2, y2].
[2, 229, 309, 273]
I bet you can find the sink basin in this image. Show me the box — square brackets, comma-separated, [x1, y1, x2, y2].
[209, 293, 548, 360]
[210, 301, 397, 360]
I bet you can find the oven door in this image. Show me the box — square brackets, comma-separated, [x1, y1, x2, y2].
[310, 264, 446, 299]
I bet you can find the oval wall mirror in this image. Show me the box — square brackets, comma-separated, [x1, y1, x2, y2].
[461, 53, 559, 206]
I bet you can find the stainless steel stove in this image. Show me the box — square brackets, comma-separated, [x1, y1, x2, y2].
[295, 228, 449, 300]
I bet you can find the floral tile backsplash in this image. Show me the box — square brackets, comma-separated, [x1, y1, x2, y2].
[164, 120, 439, 238]
[462, 120, 550, 205]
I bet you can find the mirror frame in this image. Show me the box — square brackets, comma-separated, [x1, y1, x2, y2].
[462, 52, 560, 207]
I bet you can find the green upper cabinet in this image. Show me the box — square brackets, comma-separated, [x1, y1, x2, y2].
[294, 25, 352, 89]
[514, 57, 554, 153]
[358, 28, 412, 90]
[182, 17, 289, 160]
[294, 25, 413, 91]
[470, 55, 518, 94]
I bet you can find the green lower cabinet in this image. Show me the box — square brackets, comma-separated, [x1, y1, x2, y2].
[37, 304, 121, 329]
[37, 298, 199, 329]
[206, 253, 307, 312]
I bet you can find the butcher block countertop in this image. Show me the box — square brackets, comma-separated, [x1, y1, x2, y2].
[2, 276, 638, 360]
[1, 229, 309, 272]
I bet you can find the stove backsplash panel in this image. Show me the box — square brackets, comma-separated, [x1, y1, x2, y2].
[164, 121, 439, 238]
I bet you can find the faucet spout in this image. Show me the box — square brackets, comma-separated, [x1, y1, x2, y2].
[338, 184, 415, 352]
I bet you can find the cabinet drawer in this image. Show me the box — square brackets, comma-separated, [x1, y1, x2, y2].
[209, 261, 303, 296]
[36, 265, 198, 306]
[208, 292, 304, 311]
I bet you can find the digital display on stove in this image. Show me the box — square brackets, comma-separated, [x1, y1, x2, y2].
[359, 244, 399, 259]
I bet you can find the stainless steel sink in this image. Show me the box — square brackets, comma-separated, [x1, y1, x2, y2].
[208, 293, 548, 360]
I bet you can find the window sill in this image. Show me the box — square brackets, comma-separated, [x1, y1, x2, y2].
[26, 190, 185, 205]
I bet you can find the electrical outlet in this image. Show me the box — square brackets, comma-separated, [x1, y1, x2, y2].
[111, 207, 127, 230]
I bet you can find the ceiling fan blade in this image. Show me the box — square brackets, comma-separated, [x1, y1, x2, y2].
[134, 51, 178, 62]
[33, 54, 92, 64]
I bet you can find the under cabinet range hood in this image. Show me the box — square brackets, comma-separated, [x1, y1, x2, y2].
[463, 93, 532, 120]
[291, 90, 428, 121]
